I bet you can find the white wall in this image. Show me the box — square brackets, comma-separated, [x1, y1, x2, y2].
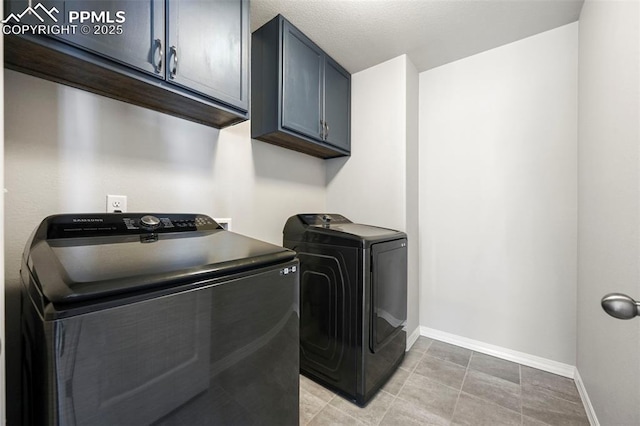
[577, 0, 640, 424]
[3, 70, 327, 424]
[405, 59, 420, 341]
[326, 54, 421, 339]
[419, 23, 578, 364]
[4, 70, 327, 248]
[326, 55, 407, 231]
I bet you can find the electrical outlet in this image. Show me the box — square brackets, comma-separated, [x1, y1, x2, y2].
[214, 218, 232, 231]
[106, 195, 127, 213]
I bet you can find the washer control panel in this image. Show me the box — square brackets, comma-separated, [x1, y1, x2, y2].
[299, 214, 352, 227]
[45, 213, 222, 239]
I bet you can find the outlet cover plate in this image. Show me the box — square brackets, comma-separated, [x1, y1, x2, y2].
[106, 195, 127, 213]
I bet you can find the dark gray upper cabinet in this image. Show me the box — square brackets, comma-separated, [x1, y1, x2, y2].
[167, 0, 249, 111]
[4, 0, 249, 128]
[252, 15, 351, 159]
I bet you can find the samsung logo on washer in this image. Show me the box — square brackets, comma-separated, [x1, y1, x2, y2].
[72, 218, 103, 223]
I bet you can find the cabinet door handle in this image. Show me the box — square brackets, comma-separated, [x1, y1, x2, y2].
[325, 122, 330, 140]
[154, 39, 163, 73]
[170, 45, 178, 79]
[320, 120, 325, 139]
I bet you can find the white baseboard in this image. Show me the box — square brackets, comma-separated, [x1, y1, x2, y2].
[419, 326, 575, 378]
[406, 326, 421, 350]
[574, 369, 600, 426]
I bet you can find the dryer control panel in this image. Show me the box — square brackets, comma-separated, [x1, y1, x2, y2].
[44, 213, 222, 239]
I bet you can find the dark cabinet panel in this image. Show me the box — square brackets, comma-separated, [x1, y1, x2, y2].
[324, 57, 351, 152]
[167, 0, 249, 111]
[56, 0, 164, 77]
[252, 15, 351, 159]
[4, 0, 249, 129]
[282, 21, 323, 141]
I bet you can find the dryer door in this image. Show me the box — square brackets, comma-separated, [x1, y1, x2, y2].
[370, 239, 407, 353]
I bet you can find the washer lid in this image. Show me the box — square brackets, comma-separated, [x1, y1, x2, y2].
[24, 214, 295, 305]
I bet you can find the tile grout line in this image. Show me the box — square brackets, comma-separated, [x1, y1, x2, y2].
[520, 383, 589, 426]
[322, 347, 426, 426]
[378, 341, 433, 425]
[449, 350, 473, 425]
[373, 390, 398, 426]
[305, 393, 336, 426]
[375, 340, 432, 426]
[307, 340, 434, 426]
[324, 400, 365, 425]
[376, 380, 400, 425]
[521, 367, 590, 407]
[303, 397, 322, 426]
[451, 350, 529, 424]
[526, 385, 588, 406]
[517, 363, 574, 426]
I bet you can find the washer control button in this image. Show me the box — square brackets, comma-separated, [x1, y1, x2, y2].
[139, 215, 161, 230]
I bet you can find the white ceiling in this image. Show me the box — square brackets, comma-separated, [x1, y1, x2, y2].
[251, 0, 585, 74]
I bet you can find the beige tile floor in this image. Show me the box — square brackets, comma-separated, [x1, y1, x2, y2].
[300, 337, 590, 426]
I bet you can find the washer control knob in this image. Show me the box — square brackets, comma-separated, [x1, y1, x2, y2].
[139, 215, 161, 230]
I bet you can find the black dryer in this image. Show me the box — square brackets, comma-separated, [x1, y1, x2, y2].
[283, 213, 407, 406]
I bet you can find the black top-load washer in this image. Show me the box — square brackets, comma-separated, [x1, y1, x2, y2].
[283, 213, 407, 406]
[20, 213, 299, 426]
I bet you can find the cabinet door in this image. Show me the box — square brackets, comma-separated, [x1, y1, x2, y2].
[323, 58, 351, 152]
[167, 0, 249, 112]
[281, 20, 323, 141]
[19, 0, 165, 77]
